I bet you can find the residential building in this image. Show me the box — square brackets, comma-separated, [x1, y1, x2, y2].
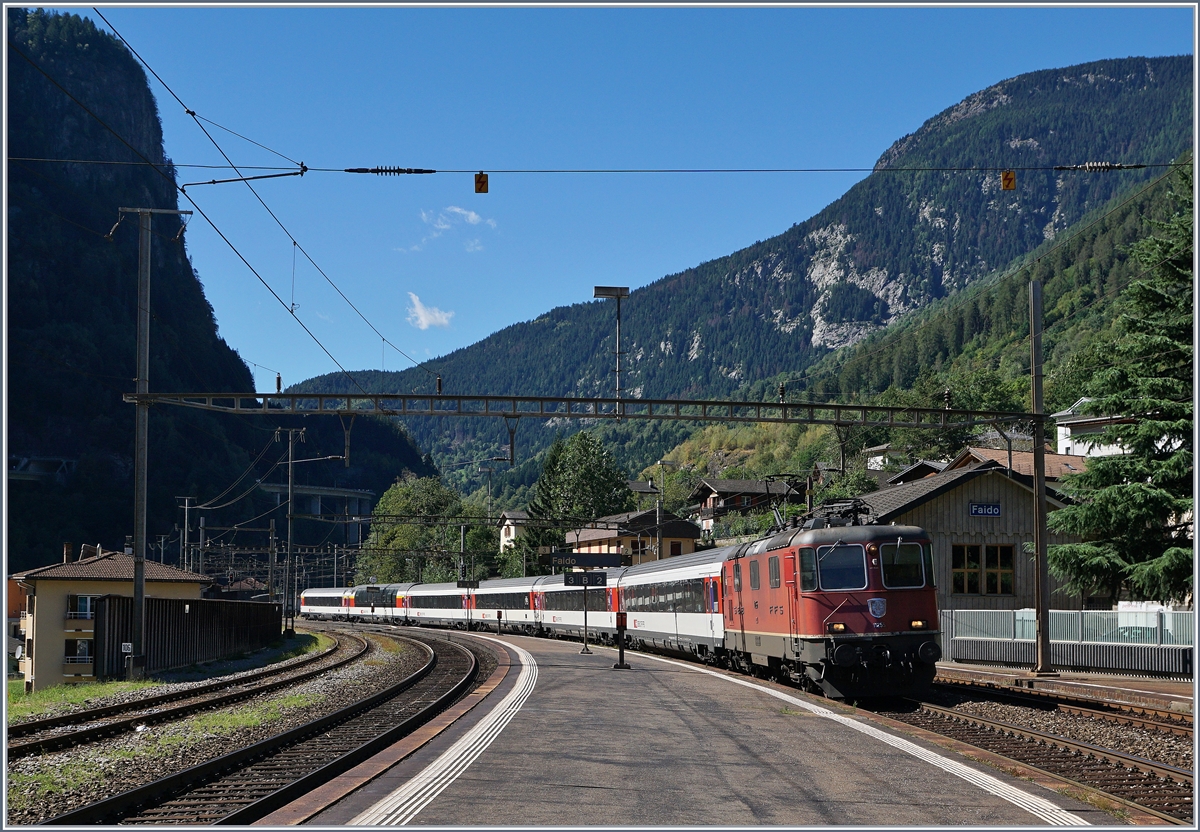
[497, 510, 530, 552]
[688, 479, 801, 533]
[12, 546, 209, 692]
[944, 447, 1089, 481]
[567, 509, 702, 565]
[1052, 397, 1134, 457]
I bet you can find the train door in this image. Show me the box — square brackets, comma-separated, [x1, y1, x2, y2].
[724, 558, 747, 654]
[784, 553, 799, 654]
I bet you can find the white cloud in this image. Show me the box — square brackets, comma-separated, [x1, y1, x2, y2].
[406, 292, 454, 329]
[405, 206, 497, 251]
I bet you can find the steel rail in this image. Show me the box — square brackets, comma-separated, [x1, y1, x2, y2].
[915, 701, 1193, 784]
[8, 634, 343, 739]
[933, 676, 1194, 732]
[10, 634, 368, 759]
[40, 633, 476, 826]
[122, 391, 1039, 429]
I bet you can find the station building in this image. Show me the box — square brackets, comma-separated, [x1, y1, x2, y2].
[12, 545, 209, 692]
[852, 459, 1087, 612]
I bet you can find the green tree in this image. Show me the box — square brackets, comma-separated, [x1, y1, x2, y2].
[1048, 165, 1193, 605]
[504, 433, 635, 577]
[358, 475, 463, 584]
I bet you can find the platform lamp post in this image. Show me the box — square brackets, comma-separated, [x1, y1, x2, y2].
[593, 286, 629, 417]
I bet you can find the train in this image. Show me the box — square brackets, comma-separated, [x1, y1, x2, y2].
[300, 509, 941, 699]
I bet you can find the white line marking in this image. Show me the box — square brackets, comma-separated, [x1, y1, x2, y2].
[349, 637, 537, 826]
[635, 652, 1089, 826]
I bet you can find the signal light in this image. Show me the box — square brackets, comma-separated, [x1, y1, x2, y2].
[475, 172, 488, 194]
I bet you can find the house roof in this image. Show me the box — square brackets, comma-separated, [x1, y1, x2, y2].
[1051, 397, 1135, 428]
[12, 552, 211, 584]
[497, 510, 529, 524]
[887, 459, 947, 484]
[688, 479, 800, 501]
[627, 480, 660, 495]
[856, 460, 1066, 522]
[945, 447, 1088, 479]
[570, 509, 701, 544]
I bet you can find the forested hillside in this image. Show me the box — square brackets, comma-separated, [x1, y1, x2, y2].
[296, 55, 1192, 500]
[7, 9, 434, 571]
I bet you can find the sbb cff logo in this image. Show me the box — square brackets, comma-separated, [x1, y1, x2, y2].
[970, 503, 1002, 517]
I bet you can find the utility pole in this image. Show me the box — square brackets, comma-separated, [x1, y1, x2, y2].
[198, 516, 206, 578]
[268, 519, 276, 601]
[282, 427, 305, 636]
[177, 497, 195, 571]
[593, 286, 629, 416]
[1030, 280, 1055, 676]
[124, 205, 190, 681]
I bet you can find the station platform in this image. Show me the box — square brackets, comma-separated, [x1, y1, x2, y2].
[275, 636, 1116, 827]
[936, 661, 1194, 713]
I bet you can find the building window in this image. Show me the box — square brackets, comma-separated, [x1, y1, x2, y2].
[741, 495, 752, 507]
[984, 545, 1014, 594]
[670, 541, 682, 557]
[629, 539, 648, 557]
[952, 544, 1013, 595]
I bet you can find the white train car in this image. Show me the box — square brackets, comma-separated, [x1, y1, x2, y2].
[470, 576, 542, 634]
[299, 586, 352, 621]
[617, 547, 733, 659]
[405, 581, 472, 628]
[536, 570, 622, 641]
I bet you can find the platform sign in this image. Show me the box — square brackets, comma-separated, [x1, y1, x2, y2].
[457, 580, 480, 589]
[970, 503, 1002, 517]
[541, 551, 622, 568]
[564, 572, 607, 587]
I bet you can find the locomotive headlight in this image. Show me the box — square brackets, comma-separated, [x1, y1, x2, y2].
[910, 619, 928, 630]
[827, 622, 847, 633]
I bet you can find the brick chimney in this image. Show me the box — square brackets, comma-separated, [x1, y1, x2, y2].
[63, 542, 73, 563]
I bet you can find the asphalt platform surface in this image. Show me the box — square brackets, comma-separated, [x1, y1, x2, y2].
[306, 634, 1116, 827]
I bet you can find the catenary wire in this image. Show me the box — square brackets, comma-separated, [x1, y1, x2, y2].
[7, 38, 371, 398]
[197, 434, 283, 508]
[93, 9, 438, 382]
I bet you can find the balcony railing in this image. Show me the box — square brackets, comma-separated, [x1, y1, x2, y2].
[65, 611, 95, 619]
[63, 656, 93, 663]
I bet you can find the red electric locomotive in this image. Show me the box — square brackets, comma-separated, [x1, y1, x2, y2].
[722, 503, 941, 699]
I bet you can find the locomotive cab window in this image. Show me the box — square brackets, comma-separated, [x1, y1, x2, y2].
[749, 560, 760, 590]
[768, 556, 780, 588]
[733, 562, 741, 591]
[880, 541, 925, 588]
[799, 548, 817, 591]
[816, 544, 867, 590]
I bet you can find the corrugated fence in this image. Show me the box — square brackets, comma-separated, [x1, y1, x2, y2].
[94, 595, 283, 680]
[940, 609, 1193, 677]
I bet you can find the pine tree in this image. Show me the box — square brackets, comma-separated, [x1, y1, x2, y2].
[1047, 164, 1193, 605]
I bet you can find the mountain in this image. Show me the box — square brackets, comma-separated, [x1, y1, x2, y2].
[7, 9, 435, 572]
[295, 56, 1192, 495]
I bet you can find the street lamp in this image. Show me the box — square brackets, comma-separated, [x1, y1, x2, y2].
[593, 286, 630, 414]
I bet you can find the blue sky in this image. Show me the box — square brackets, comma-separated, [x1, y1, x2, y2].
[48, 5, 1196, 392]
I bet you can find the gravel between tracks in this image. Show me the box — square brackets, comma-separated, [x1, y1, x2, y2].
[922, 688, 1193, 771]
[6, 632, 427, 825]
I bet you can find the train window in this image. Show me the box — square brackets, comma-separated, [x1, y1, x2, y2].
[816, 544, 868, 590]
[924, 546, 936, 589]
[733, 563, 741, 592]
[880, 542, 925, 588]
[768, 556, 780, 588]
[799, 548, 817, 591]
[749, 560, 760, 590]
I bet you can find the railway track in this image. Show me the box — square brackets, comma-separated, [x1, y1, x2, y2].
[40, 632, 479, 826]
[8, 633, 368, 760]
[874, 699, 1194, 824]
[933, 677, 1194, 736]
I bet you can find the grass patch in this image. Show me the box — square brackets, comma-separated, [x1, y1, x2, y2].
[7, 759, 101, 813]
[7, 679, 159, 724]
[370, 635, 404, 654]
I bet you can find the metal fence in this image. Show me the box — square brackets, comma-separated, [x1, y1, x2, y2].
[93, 595, 282, 680]
[940, 608, 1194, 677]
